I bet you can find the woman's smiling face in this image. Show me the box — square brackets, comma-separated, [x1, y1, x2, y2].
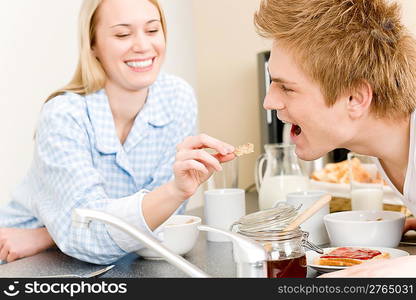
[92, 0, 166, 92]
[264, 42, 355, 161]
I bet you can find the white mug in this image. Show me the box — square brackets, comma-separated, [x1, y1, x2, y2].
[286, 190, 330, 246]
[204, 188, 246, 242]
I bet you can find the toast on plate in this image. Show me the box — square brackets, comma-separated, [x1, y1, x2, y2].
[313, 247, 390, 266]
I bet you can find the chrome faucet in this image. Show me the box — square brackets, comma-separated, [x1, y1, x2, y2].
[72, 208, 267, 278]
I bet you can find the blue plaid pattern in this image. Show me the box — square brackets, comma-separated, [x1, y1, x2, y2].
[0, 73, 197, 264]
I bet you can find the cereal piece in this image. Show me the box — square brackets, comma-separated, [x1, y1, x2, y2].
[234, 143, 254, 157]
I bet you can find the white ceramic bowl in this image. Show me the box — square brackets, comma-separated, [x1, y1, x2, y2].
[136, 215, 201, 260]
[324, 210, 405, 248]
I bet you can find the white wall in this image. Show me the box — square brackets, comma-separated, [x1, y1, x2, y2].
[0, 0, 82, 206]
[158, 0, 201, 210]
[0, 0, 198, 208]
[399, 0, 416, 33]
[159, 0, 197, 90]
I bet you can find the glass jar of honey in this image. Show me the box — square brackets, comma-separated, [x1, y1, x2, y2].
[231, 202, 322, 278]
[243, 228, 308, 278]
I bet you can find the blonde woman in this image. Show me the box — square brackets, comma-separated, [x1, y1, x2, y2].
[255, 0, 416, 276]
[0, 0, 235, 264]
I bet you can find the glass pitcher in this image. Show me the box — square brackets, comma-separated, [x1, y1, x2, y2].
[255, 143, 309, 210]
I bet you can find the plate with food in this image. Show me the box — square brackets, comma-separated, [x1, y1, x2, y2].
[309, 159, 403, 206]
[306, 246, 409, 273]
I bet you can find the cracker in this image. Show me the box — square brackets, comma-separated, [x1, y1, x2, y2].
[234, 143, 254, 157]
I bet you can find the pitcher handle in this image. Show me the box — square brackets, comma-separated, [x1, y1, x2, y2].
[255, 153, 266, 193]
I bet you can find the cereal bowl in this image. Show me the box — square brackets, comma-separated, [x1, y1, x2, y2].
[136, 215, 201, 260]
[324, 210, 405, 248]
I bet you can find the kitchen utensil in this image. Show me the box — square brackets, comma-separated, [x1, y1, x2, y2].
[36, 264, 115, 278]
[284, 194, 332, 231]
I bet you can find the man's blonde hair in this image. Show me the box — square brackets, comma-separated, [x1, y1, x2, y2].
[255, 0, 416, 118]
[46, 0, 167, 102]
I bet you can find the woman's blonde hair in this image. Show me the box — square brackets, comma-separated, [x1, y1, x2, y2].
[46, 0, 167, 102]
[255, 0, 416, 118]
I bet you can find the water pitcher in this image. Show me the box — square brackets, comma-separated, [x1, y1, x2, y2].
[255, 143, 309, 210]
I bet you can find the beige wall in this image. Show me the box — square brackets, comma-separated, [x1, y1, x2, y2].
[192, 0, 271, 191]
[400, 0, 416, 33]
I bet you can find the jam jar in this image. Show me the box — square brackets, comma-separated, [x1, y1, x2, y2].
[231, 202, 322, 278]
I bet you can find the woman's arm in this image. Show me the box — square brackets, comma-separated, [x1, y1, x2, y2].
[33, 95, 235, 264]
[142, 134, 235, 230]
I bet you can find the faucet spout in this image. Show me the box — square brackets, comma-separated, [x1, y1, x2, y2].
[72, 208, 210, 278]
[197, 225, 267, 263]
[198, 225, 268, 278]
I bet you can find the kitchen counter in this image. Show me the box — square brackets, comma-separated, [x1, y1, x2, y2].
[0, 192, 415, 278]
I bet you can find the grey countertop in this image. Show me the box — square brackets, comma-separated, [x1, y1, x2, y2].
[0, 192, 415, 278]
[0, 193, 260, 278]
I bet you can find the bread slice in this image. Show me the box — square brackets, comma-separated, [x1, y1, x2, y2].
[310, 157, 379, 184]
[234, 143, 254, 157]
[314, 247, 390, 267]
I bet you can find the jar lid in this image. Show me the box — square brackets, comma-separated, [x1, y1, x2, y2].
[231, 202, 300, 233]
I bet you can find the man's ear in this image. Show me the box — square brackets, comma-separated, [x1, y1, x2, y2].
[347, 80, 373, 119]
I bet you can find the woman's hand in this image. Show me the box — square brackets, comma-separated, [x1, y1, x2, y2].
[318, 255, 416, 277]
[0, 227, 55, 263]
[172, 134, 236, 200]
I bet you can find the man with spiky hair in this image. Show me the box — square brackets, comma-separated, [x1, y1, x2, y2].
[254, 0, 416, 276]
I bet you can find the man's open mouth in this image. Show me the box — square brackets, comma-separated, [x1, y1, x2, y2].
[291, 124, 302, 136]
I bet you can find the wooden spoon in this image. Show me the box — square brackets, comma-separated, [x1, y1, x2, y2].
[284, 194, 332, 231]
[263, 194, 332, 254]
